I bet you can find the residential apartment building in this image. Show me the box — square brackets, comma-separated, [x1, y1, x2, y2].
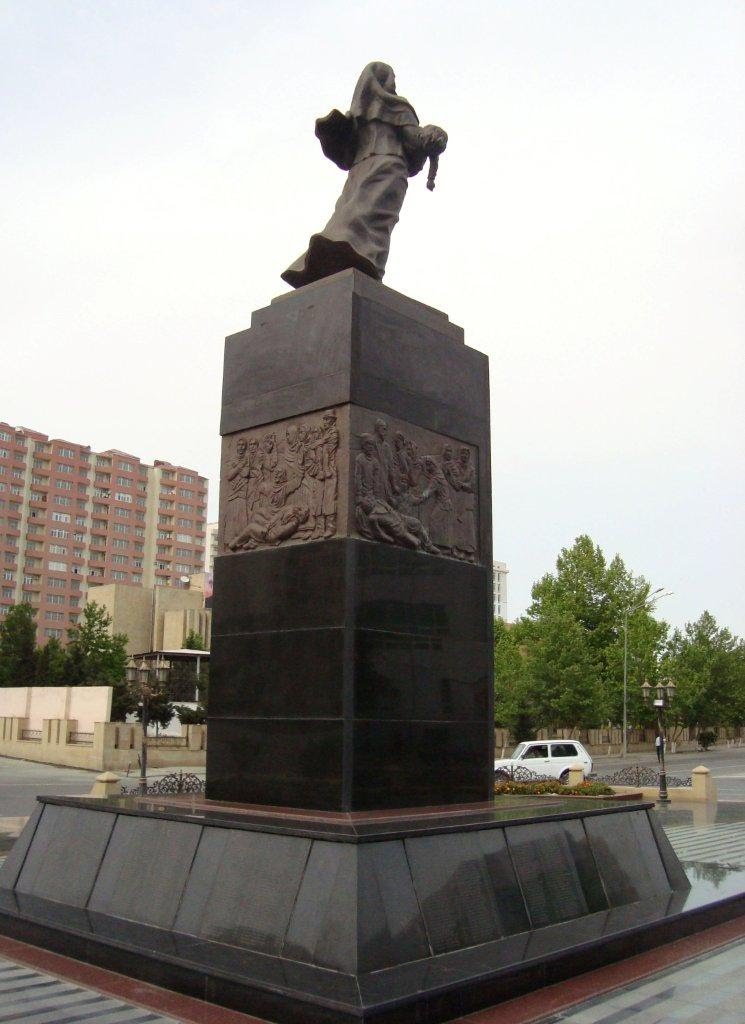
[493, 560, 509, 621]
[204, 522, 219, 574]
[0, 422, 208, 644]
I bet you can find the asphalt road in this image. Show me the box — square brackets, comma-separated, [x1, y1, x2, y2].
[0, 756, 207, 852]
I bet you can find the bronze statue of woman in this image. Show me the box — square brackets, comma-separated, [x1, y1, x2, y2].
[281, 62, 447, 289]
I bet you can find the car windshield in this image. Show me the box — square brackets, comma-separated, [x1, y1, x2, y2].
[511, 743, 528, 759]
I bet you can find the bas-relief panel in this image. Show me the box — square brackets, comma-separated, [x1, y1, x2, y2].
[219, 407, 349, 554]
[218, 405, 478, 562]
[350, 409, 479, 563]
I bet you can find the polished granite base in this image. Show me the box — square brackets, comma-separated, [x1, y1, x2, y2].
[0, 793, 718, 1024]
[210, 271, 494, 812]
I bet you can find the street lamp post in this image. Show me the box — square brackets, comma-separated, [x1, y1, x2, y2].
[126, 660, 170, 796]
[621, 587, 670, 758]
[641, 677, 677, 803]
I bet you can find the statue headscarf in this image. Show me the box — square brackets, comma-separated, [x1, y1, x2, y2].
[348, 62, 418, 127]
[315, 62, 420, 173]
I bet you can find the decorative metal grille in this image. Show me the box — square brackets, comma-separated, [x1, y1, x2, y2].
[594, 765, 692, 788]
[494, 765, 557, 783]
[20, 729, 42, 741]
[121, 771, 205, 796]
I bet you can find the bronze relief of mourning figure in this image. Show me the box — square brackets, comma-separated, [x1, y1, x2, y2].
[282, 62, 448, 289]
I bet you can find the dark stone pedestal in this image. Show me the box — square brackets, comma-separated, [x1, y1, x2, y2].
[207, 270, 493, 811]
[0, 794, 702, 1024]
[0, 277, 706, 1023]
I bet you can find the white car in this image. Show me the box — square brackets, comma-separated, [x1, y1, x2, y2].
[494, 740, 593, 783]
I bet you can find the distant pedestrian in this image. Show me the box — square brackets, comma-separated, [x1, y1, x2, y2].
[655, 734, 664, 763]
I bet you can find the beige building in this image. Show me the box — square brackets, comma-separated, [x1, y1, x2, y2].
[94, 578, 211, 656]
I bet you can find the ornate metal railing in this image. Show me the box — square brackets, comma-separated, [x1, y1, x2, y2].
[593, 765, 692, 788]
[494, 765, 557, 783]
[121, 771, 205, 796]
[68, 731, 93, 745]
[20, 729, 41, 741]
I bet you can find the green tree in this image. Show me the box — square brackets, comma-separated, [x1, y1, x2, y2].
[34, 637, 69, 686]
[522, 608, 604, 731]
[0, 603, 38, 686]
[523, 535, 667, 729]
[134, 690, 174, 732]
[183, 629, 206, 650]
[493, 619, 535, 740]
[66, 602, 128, 685]
[662, 612, 745, 737]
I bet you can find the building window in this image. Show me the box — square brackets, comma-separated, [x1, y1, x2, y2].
[55, 480, 73, 490]
[44, 628, 63, 638]
[111, 570, 127, 581]
[54, 496, 72, 506]
[57, 447, 75, 458]
[52, 513, 71, 523]
[48, 561, 67, 572]
[57, 463, 74, 474]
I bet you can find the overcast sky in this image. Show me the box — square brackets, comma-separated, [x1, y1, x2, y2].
[1, 1, 743, 634]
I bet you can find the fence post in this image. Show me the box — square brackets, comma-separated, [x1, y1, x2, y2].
[691, 765, 717, 803]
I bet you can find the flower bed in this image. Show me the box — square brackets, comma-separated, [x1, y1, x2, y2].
[494, 779, 616, 797]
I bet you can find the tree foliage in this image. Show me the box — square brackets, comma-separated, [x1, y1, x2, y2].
[65, 602, 128, 686]
[183, 630, 206, 650]
[0, 603, 38, 687]
[494, 536, 744, 740]
[34, 637, 68, 686]
[662, 612, 745, 734]
[495, 535, 670, 736]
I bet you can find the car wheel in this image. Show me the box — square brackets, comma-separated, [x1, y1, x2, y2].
[559, 769, 571, 784]
[494, 769, 510, 782]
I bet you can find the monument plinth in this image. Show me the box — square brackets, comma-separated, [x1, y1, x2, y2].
[207, 269, 493, 810]
[0, 62, 703, 1024]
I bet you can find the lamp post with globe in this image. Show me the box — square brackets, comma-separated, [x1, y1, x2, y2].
[126, 660, 170, 795]
[641, 677, 677, 803]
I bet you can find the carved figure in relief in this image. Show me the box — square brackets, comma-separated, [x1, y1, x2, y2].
[222, 409, 339, 552]
[357, 493, 438, 553]
[222, 437, 250, 547]
[353, 418, 478, 561]
[316, 411, 339, 538]
[415, 456, 454, 552]
[373, 418, 397, 502]
[454, 447, 477, 562]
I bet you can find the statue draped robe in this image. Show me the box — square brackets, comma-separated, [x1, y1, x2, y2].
[281, 62, 434, 289]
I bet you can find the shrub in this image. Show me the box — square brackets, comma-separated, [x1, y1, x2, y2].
[494, 779, 614, 797]
[697, 730, 716, 751]
[174, 704, 207, 725]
